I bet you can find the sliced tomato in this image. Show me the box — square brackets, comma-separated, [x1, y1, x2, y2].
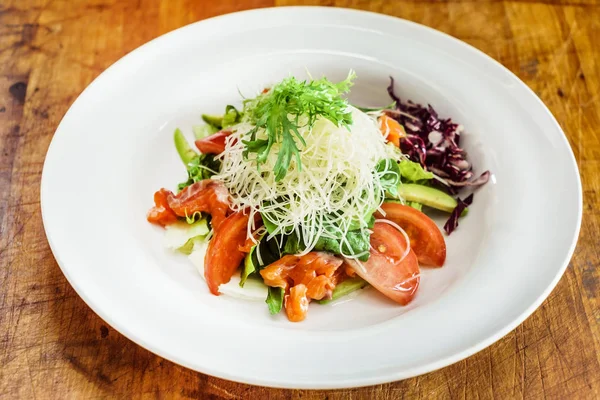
[166, 180, 230, 230]
[195, 130, 232, 154]
[378, 114, 405, 148]
[348, 222, 420, 305]
[147, 188, 178, 226]
[204, 212, 249, 295]
[375, 203, 446, 267]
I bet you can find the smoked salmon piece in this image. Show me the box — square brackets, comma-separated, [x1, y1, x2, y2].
[147, 180, 230, 230]
[260, 252, 344, 322]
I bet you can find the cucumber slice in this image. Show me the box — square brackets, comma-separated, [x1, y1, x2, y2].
[201, 114, 223, 129]
[173, 128, 197, 165]
[193, 124, 218, 140]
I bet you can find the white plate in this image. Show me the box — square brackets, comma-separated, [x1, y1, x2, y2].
[41, 7, 582, 389]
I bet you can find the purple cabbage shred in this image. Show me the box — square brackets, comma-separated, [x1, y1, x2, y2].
[444, 194, 474, 235]
[387, 77, 490, 234]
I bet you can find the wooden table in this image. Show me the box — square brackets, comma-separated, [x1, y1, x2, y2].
[1, 0, 599, 398]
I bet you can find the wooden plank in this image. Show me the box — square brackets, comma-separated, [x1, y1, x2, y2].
[0, 0, 598, 398]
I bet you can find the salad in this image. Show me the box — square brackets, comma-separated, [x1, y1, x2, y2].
[147, 72, 489, 322]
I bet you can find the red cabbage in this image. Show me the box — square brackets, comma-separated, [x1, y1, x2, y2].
[387, 77, 489, 188]
[444, 194, 474, 235]
[387, 77, 490, 234]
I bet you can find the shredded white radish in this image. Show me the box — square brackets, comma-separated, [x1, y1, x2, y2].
[213, 106, 399, 253]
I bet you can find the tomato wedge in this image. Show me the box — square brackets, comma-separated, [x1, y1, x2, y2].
[204, 212, 249, 295]
[375, 203, 446, 267]
[195, 130, 231, 154]
[348, 222, 420, 305]
[379, 114, 405, 148]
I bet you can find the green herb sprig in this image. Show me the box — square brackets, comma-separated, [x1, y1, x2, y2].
[242, 71, 356, 181]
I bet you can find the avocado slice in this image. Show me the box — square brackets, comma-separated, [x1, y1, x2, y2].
[397, 183, 467, 215]
[201, 114, 223, 129]
[317, 277, 369, 304]
[193, 124, 218, 140]
[173, 128, 197, 165]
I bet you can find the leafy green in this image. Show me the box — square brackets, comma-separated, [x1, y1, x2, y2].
[242, 72, 356, 181]
[193, 124, 218, 140]
[240, 245, 257, 287]
[346, 209, 376, 232]
[197, 105, 241, 138]
[376, 158, 401, 197]
[283, 233, 302, 255]
[266, 286, 284, 315]
[177, 154, 221, 191]
[177, 239, 196, 255]
[185, 211, 203, 224]
[173, 128, 222, 191]
[282, 228, 371, 262]
[311, 236, 341, 255]
[164, 219, 210, 254]
[407, 201, 423, 211]
[260, 212, 279, 235]
[251, 235, 283, 271]
[222, 105, 242, 128]
[398, 159, 434, 183]
[353, 101, 396, 113]
[316, 230, 370, 261]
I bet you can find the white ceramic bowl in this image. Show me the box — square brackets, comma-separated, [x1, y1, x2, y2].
[41, 7, 582, 388]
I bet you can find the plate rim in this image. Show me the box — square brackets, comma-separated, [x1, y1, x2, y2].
[41, 6, 583, 389]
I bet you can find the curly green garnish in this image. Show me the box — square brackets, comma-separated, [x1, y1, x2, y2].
[242, 71, 356, 181]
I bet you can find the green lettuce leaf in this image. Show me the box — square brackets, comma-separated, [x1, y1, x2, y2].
[282, 228, 371, 262]
[177, 154, 221, 191]
[283, 233, 302, 255]
[251, 235, 283, 270]
[312, 230, 370, 261]
[376, 158, 401, 197]
[164, 219, 210, 254]
[407, 201, 423, 211]
[240, 245, 256, 287]
[353, 101, 396, 113]
[266, 286, 284, 314]
[260, 212, 279, 235]
[222, 105, 242, 128]
[398, 159, 434, 182]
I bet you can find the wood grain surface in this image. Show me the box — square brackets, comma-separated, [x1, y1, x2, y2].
[1, 0, 599, 398]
